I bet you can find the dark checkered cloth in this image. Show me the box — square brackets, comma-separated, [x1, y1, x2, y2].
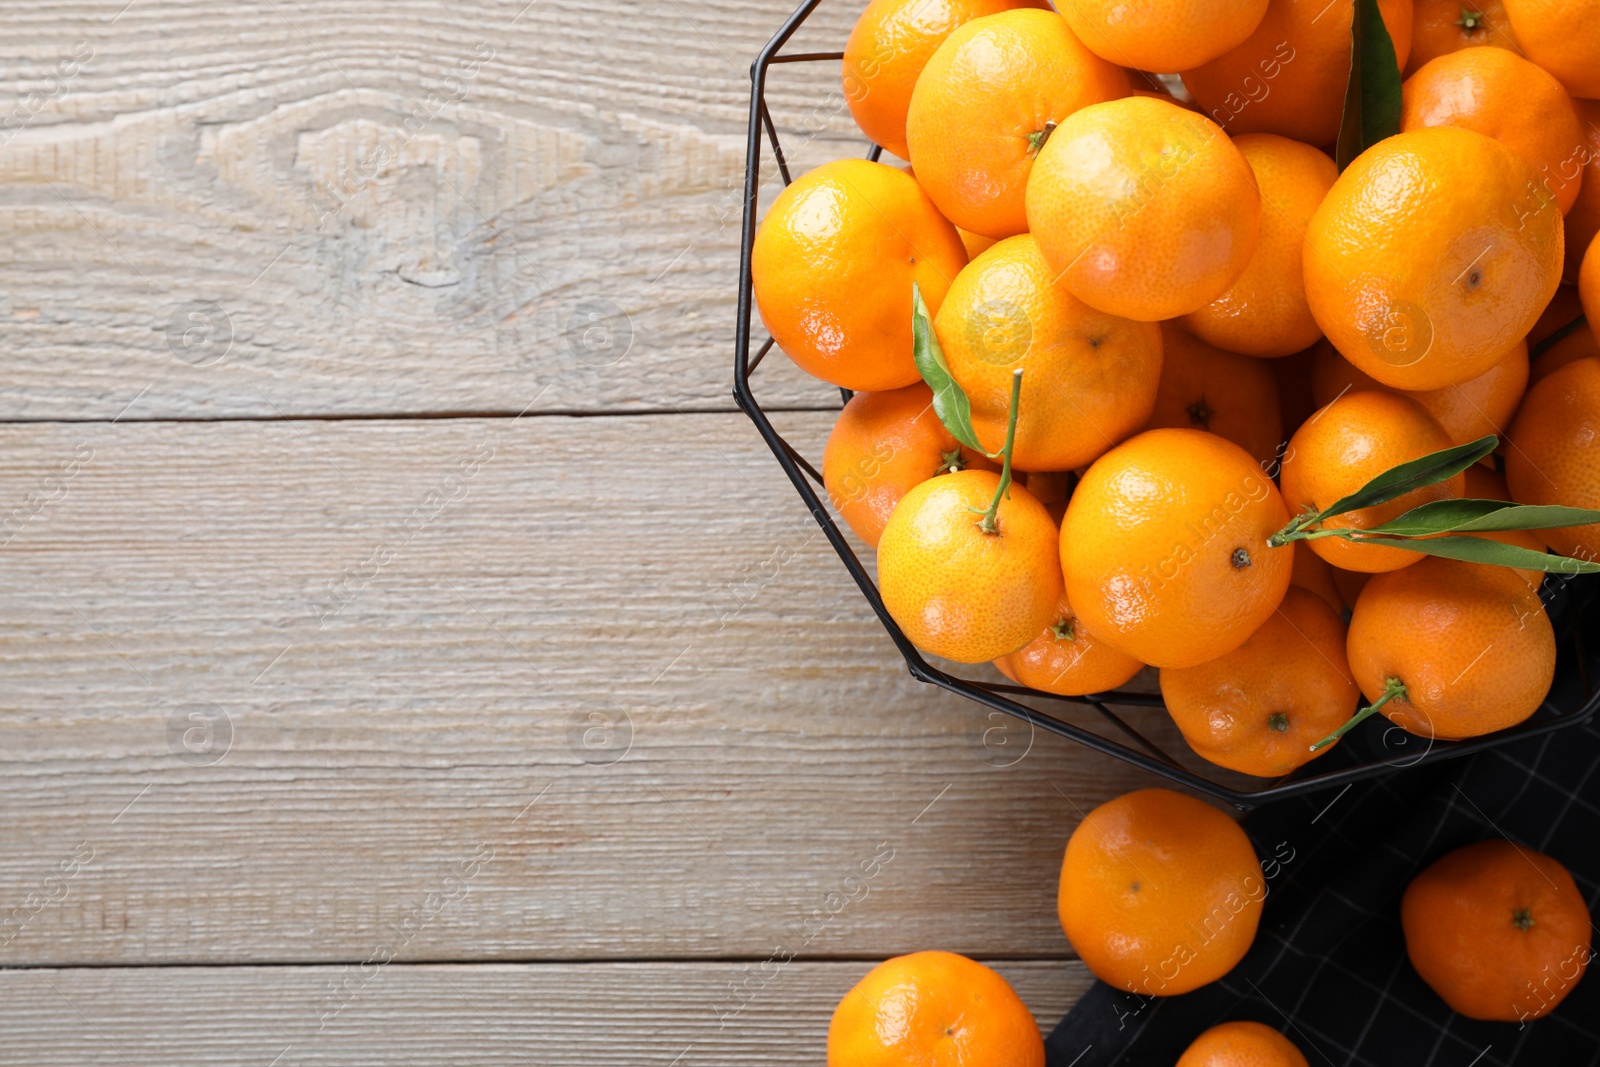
[1046, 632, 1600, 1064]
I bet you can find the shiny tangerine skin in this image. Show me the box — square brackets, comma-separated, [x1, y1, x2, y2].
[1405, 0, 1522, 76]
[906, 9, 1129, 240]
[1562, 101, 1600, 283]
[1025, 96, 1262, 323]
[1181, 0, 1414, 146]
[935, 234, 1164, 472]
[751, 159, 968, 392]
[1402, 839, 1592, 1022]
[826, 951, 1045, 1067]
[1181, 135, 1338, 359]
[1303, 127, 1564, 392]
[841, 0, 1050, 162]
[1058, 789, 1265, 997]
[994, 589, 1145, 696]
[1056, 0, 1268, 74]
[1160, 586, 1361, 779]
[822, 383, 994, 549]
[1143, 322, 1283, 469]
[1279, 390, 1466, 573]
[1347, 557, 1556, 739]
[1308, 337, 1530, 447]
[1059, 428, 1294, 670]
[1400, 48, 1586, 215]
[1502, 0, 1600, 100]
[1176, 1021, 1310, 1067]
[1505, 356, 1600, 561]
[878, 469, 1063, 664]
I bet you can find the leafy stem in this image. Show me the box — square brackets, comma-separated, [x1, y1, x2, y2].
[1311, 677, 1408, 752]
[971, 368, 1022, 535]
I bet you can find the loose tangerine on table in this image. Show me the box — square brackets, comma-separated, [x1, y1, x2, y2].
[827, 951, 1045, 1067]
[1402, 839, 1592, 1022]
[1058, 789, 1265, 997]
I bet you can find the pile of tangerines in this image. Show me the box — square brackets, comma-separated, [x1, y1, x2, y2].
[751, 0, 1599, 1060]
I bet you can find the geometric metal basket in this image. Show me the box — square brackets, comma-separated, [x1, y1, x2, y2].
[732, 0, 1600, 807]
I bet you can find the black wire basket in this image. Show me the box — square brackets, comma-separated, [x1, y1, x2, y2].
[731, 0, 1600, 807]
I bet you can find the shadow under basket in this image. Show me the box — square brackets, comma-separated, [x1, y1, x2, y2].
[730, 0, 1600, 808]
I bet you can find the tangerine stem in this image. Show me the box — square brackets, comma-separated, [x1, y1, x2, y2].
[1267, 509, 1322, 548]
[1310, 677, 1407, 752]
[975, 368, 1023, 536]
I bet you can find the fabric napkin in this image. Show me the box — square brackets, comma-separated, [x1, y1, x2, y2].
[1046, 576, 1600, 1066]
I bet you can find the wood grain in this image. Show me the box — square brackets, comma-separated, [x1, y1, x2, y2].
[0, 0, 871, 420]
[0, 411, 1194, 965]
[0, 960, 1094, 1064]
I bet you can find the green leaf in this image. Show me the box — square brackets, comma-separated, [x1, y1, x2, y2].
[1369, 498, 1600, 537]
[911, 283, 987, 455]
[1313, 435, 1497, 525]
[1346, 534, 1600, 574]
[1335, 0, 1403, 171]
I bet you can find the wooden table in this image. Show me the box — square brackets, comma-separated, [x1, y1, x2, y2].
[0, 1, 1171, 1059]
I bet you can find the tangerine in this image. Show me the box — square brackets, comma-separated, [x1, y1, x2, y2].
[1402, 839, 1592, 1022]
[1346, 556, 1556, 739]
[841, 0, 1050, 162]
[1058, 789, 1265, 996]
[1582, 232, 1600, 324]
[752, 160, 967, 391]
[1528, 324, 1600, 384]
[1460, 463, 1548, 588]
[1303, 127, 1563, 392]
[1502, 0, 1600, 100]
[1400, 47, 1585, 214]
[1057, 0, 1269, 74]
[1059, 428, 1293, 669]
[1562, 100, 1600, 282]
[823, 383, 992, 548]
[936, 234, 1164, 472]
[1181, 0, 1414, 145]
[1181, 135, 1338, 359]
[1505, 356, 1600, 561]
[828, 951, 1045, 1067]
[994, 588, 1145, 696]
[1026, 96, 1261, 322]
[1176, 1021, 1310, 1067]
[1143, 322, 1283, 468]
[878, 468, 1062, 663]
[1161, 585, 1361, 778]
[1405, 0, 1522, 75]
[1308, 337, 1529, 447]
[1279, 390, 1466, 573]
[907, 9, 1129, 239]
[1290, 539, 1346, 612]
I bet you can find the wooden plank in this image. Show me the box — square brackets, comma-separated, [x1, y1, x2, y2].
[0, 0, 871, 420]
[0, 411, 1195, 965]
[0, 960, 1091, 1064]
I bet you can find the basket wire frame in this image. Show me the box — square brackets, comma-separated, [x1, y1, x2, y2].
[732, 0, 1600, 808]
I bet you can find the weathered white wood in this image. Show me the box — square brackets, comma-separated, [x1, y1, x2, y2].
[0, 411, 1193, 965]
[0, 960, 1092, 1064]
[0, 0, 871, 419]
